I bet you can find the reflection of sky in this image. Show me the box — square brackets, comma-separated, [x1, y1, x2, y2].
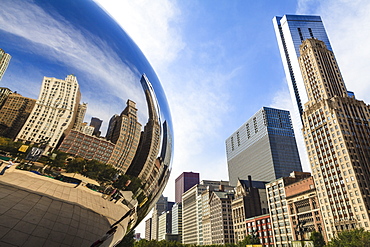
[0, 0, 172, 136]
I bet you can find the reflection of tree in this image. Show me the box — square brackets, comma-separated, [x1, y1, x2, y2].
[113, 174, 142, 195]
[0, 136, 25, 158]
[66, 157, 117, 183]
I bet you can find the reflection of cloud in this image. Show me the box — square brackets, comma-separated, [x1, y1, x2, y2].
[0, 0, 147, 124]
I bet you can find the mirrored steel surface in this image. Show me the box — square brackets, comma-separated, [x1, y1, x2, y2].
[0, 0, 173, 246]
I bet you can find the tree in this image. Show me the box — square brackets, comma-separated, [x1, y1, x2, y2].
[309, 231, 325, 247]
[117, 229, 135, 247]
[326, 228, 370, 247]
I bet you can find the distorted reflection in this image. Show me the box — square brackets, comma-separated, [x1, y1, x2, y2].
[0, 0, 172, 246]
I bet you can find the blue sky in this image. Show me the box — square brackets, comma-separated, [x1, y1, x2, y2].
[97, 0, 370, 208]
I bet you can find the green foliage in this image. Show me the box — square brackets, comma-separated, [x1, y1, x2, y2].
[133, 239, 238, 247]
[65, 157, 117, 183]
[309, 231, 325, 247]
[326, 228, 370, 247]
[117, 229, 135, 247]
[0, 136, 24, 156]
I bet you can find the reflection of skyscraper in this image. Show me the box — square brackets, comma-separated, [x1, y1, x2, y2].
[16, 75, 81, 152]
[300, 38, 370, 238]
[73, 102, 87, 131]
[107, 100, 142, 173]
[59, 129, 115, 164]
[0, 87, 12, 108]
[0, 49, 11, 81]
[272, 15, 332, 122]
[90, 117, 102, 136]
[127, 74, 161, 194]
[226, 107, 302, 186]
[0, 93, 36, 139]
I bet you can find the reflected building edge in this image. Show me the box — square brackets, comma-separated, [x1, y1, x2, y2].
[0, 1, 173, 246]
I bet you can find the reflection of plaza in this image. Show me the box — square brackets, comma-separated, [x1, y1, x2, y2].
[0, 164, 132, 246]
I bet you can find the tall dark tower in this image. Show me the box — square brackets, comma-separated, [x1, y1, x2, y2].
[90, 117, 102, 136]
[175, 172, 200, 203]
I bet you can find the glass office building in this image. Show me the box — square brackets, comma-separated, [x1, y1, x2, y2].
[272, 15, 332, 122]
[226, 107, 302, 186]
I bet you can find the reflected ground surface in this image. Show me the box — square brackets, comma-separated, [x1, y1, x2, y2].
[0, 0, 173, 246]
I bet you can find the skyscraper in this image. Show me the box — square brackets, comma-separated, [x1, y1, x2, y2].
[226, 107, 302, 186]
[0, 49, 11, 81]
[0, 93, 36, 139]
[175, 172, 200, 203]
[16, 75, 81, 152]
[107, 100, 142, 173]
[90, 117, 102, 136]
[299, 38, 370, 238]
[272, 15, 332, 122]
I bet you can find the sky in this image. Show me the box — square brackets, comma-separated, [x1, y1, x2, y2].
[96, 0, 370, 197]
[94, 0, 370, 235]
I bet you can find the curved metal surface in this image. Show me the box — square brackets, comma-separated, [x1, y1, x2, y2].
[0, 0, 173, 246]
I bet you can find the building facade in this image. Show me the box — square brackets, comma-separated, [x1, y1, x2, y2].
[232, 177, 269, 243]
[158, 211, 172, 241]
[300, 38, 370, 239]
[226, 107, 302, 185]
[266, 171, 311, 247]
[16, 75, 81, 152]
[0, 87, 12, 108]
[285, 176, 327, 242]
[182, 180, 233, 245]
[0, 93, 36, 139]
[107, 100, 142, 173]
[58, 130, 115, 164]
[175, 172, 200, 203]
[210, 191, 235, 245]
[0, 49, 11, 81]
[245, 214, 274, 246]
[171, 202, 182, 242]
[272, 15, 332, 121]
[145, 217, 152, 240]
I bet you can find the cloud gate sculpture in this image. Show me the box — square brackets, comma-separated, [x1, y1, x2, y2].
[0, 0, 173, 246]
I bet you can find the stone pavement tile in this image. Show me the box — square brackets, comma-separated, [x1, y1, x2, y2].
[12, 202, 31, 213]
[0, 202, 13, 213]
[0, 241, 18, 247]
[0, 225, 11, 239]
[5, 208, 28, 220]
[1, 229, 29, 246]
[48, 230, 66, 244]
[42, 238, 61, 247]
[48, 201, 62, 211]
[34, 202, 49, 212]
[72, 236, 83, 246]
[61, 230, 75, 246]
[22, 236, 46, 247]
[43, 212, 58, 222]
[38, 197, 53, 206]
[22, 212, 43, 225]
[0, 215, 21, 228]
[58, 216, 71, 226]
[13, 221, 37, 234]
[24, 193, 41, 203]
[70, 218, 79, 229]
[31, 225, 52, 239]
[82, 239, 94, 246]
[52, 222, 68, 233]
[38, 218, 55, 229]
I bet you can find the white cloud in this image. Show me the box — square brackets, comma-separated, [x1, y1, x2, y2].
[95, 0, 185, 72]
[297, 0, 370, 102]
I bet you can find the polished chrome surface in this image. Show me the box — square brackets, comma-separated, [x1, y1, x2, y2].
[0, 0, 173, 246]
